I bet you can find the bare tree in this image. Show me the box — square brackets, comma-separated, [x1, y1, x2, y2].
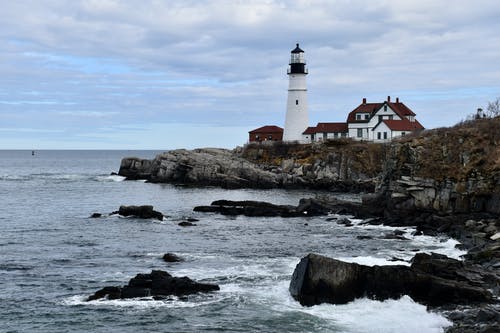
[486, 97, 500, 118]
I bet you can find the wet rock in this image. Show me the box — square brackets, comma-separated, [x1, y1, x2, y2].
[87, 270, 219, 301]
[117, 205, 164, 221]
[289, 253, 492, 307]
[356, 235, 373, 240]
[162, 253, 183, 263]
[194, 197, 375, 219]
[90, 213, 102, 218]
[178, 221, 196, 227]
[382, 232, 409, 240]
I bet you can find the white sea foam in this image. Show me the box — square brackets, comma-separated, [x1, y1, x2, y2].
[337, 256, 409, 266]
[258, 281, 451, 333]
[300, 295, 451, 333]
[62, 294, 226, 309]
[96, 175, 126, 182]
[346, 217, 467, 261]
[408, 235, 466, 259]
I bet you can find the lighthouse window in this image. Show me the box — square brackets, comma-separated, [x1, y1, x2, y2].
[295, 99, 299, 105]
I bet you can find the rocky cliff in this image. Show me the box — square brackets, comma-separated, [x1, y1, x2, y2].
[374, 117, 500, 215]
[118, 141, 384, 191]
[119, 148, 280, 188]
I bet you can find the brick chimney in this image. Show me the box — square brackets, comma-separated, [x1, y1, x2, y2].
[396, 97, 399, 103]
[362, 98, 366, 104]
[387, 96, 391, 102]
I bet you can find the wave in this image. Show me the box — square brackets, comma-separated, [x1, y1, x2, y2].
[95, 175, 126, 182]
[63, 293, 229, 309]
[0, 173, 126, 183]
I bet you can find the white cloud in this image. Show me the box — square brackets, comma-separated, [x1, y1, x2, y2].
[0, 0, 499, 148]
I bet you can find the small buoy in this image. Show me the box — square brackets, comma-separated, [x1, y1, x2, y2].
[32, 150, 35, 156]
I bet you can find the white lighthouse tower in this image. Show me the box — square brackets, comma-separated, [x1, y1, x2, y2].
[283, 43, 309, 142]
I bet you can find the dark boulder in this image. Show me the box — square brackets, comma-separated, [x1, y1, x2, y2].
[90, 213, 102, 218]
[193, 198, 331, 218]
[87, 270, 219, 301]
[178, 221, 196, 227]
[289, 253, 492, 307]
[117, 205, 164, 221]
[162, 253, 183, 263]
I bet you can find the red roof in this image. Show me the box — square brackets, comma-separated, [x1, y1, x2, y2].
[249, 125, 283, 134]
[347, 100, 416, 123]
[380, 118, 424, 131]
[302, 122, 348, 134]
[316, 122, 348, 133]
[302, 126, 317, 134]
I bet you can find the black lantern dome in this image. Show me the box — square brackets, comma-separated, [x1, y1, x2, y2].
[288, 43, 307, 75]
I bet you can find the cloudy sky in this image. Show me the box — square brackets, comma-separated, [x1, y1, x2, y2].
[1, 0, 499, 149]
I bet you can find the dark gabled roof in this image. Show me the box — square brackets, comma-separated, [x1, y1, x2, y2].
[302, 126, 317, 135]
[347, 100, 416, 123]
[374, 118, 424, 131]
[347, 103, 383, 122]
[249, 125, 283, 134]
[291, 43, 304, 53]
[302, 122, 348, 135]
[383, 119, 424, 131]
[316, 122, 348, 133]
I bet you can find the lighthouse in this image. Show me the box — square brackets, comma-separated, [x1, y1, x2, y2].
[283, 43, 309, 142]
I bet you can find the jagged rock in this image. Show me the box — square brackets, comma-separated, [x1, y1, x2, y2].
[194, 197, 382, 219]
[87, 270, 219, 301]
[289, 253, 492, 307]
[116, 205, 163, 221]
[193, 198, 332, 218]
[119, 149, 280, 189]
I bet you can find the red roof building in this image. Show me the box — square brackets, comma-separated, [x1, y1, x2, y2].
[248, 97, 422, 144]
[248, 125, 283, 142]
[346, 96, 423, 142]
[302, 122, 348, 141]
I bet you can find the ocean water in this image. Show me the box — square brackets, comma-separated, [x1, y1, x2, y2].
[0, 150, 461, 333]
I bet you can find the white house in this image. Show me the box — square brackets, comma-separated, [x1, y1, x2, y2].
[346, 96, 423, 142]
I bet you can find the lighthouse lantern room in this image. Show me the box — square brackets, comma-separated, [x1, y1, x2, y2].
[283, 43, 309, 142]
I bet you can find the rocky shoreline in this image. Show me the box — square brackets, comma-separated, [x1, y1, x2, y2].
[118, 146, 378, 191]
[115, 118, 499, 332]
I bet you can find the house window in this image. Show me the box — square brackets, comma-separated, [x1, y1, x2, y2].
[323, 133, 327, 140]
[401, 132, 406, 136]
[389, 115, 393, 120]
[334, 133, 338, 138]
[296, 99, 299, 105]
[383, 132, 387, 139]
[357, 128, 363, 138]
[356, 114, 361, 120]
[341, 133, 347, 137]
[268, 135, 272, 140]
[384, 105, 387, 111]
[377, 132, 381, 140]
[311, 134, 315, 141]
[378, 115, 383, 122]
[364, 114, 369, 120]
